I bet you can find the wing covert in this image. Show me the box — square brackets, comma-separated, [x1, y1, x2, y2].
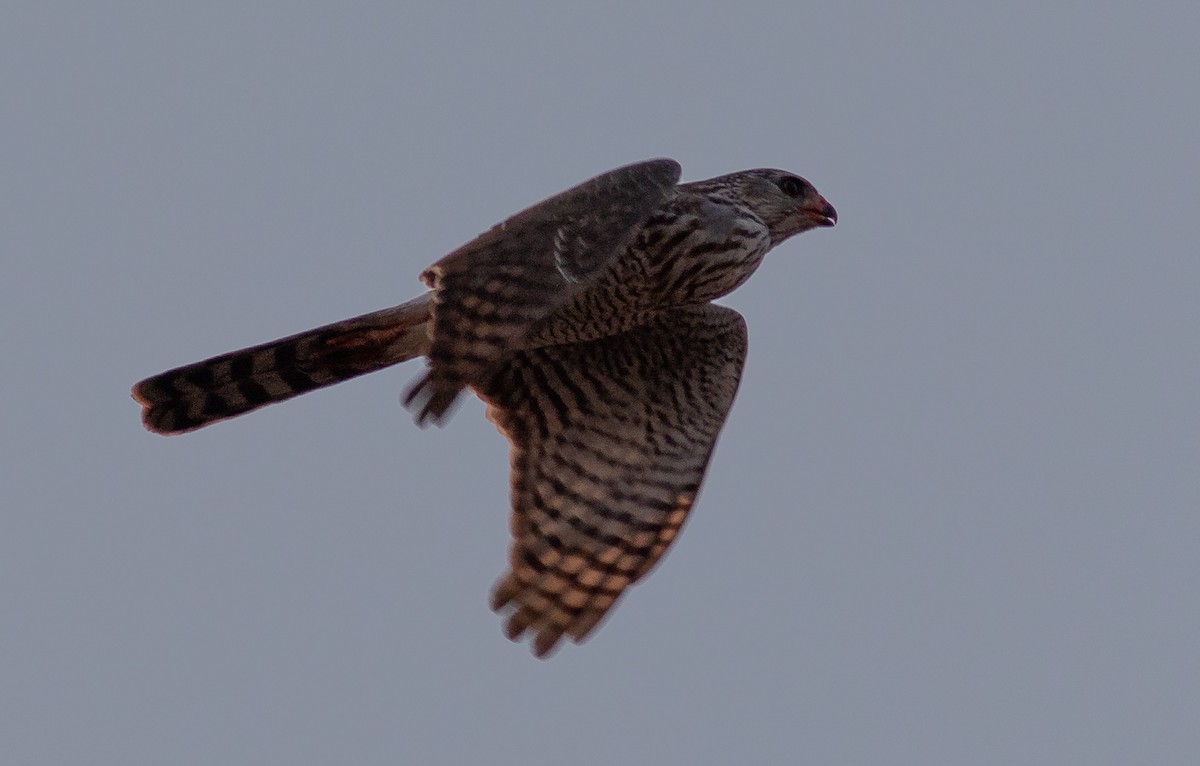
[405, 159, 682, 424]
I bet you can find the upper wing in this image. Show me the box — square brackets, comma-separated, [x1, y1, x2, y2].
[405, 159, 682, 424]
[476, 303, 748, 657]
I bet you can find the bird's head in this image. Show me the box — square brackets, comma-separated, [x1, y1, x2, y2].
[722, 169, 837, 247]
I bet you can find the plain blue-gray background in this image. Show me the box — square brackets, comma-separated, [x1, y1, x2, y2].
[4, 2, 1198, 764]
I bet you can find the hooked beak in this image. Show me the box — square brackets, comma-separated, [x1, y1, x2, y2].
[806, 197, 837, 227]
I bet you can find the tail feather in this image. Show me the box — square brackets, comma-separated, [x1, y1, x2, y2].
[133, 294, 433, 435]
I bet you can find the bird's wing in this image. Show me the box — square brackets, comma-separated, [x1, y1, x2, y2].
[405, 158, 682, 424]
[476, 303, 747, 657]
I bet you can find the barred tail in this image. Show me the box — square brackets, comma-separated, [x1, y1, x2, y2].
[132, 294, 433, 435]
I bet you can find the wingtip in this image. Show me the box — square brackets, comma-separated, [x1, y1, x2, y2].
[531, 629, 565, 659]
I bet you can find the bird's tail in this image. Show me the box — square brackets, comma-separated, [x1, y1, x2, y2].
[132, 294, 434, 435]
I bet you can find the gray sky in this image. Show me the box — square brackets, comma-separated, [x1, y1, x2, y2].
[4, 2, 1199, 764]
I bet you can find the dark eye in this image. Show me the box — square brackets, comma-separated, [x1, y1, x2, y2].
[779, 175, 806, 197]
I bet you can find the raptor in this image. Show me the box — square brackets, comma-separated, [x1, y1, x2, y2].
[132, 159, 837, 657]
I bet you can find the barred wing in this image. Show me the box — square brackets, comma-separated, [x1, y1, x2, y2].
[477, 304, 748, 657]
[406, 159, 682, 424]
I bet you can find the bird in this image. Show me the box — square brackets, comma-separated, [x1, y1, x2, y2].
[132, 159, 837, 657]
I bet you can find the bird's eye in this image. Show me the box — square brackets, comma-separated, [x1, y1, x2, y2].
[779, 176, 806, 197]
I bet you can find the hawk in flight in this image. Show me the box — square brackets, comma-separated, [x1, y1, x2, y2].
[132, 159, 837, 657]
